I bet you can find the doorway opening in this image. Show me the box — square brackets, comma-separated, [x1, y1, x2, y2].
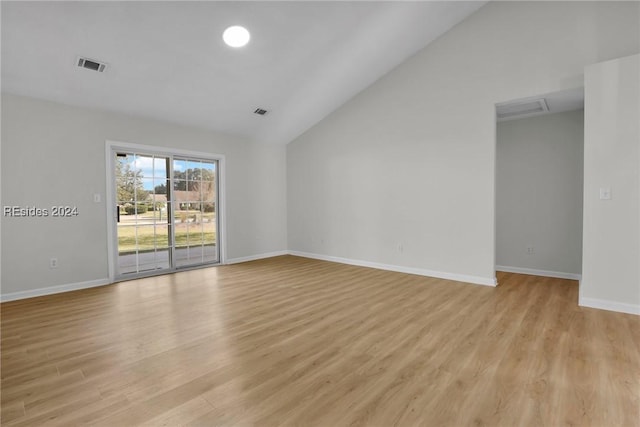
[107, 142, 223, 281]
[495, 88, 584, 281]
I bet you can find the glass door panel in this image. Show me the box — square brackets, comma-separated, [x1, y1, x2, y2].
[116, 152, 172, 276]
[172, 157, 218, 268]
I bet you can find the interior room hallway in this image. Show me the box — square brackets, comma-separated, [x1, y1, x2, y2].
[1, 256, 638, 426]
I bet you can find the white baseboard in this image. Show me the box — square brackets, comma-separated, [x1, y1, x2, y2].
[225, 250, 289, 265]
[1, 250, 289, 302]
[1, 278, 111, 303]
[289, 251, 497, 287]
[495, 265, 581, 281]
[579, 296, 640, 316]
[1, 250, 496, 302]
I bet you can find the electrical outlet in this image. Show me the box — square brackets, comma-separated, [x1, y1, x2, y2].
[526, 246, 534, 255]
[397, 243, 404, 253]
[93, 193, 101, 203]
[50, 257, 58, 269]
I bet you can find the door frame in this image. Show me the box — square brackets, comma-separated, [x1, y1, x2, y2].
[105, 140, 227, 283]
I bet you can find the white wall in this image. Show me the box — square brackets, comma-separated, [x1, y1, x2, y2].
[287, 1, 639, 285]
[581, 54, 639, 315]
[496, 110, 584, 278]
[1, 93, 287, 298]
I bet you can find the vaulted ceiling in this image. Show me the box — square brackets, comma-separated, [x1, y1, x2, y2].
[1, 1, 487, 145]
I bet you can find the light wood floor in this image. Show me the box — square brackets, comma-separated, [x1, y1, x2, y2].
[1, 255, 639, 426]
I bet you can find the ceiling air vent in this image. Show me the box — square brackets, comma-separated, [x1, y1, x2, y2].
[76, 56, 107, 73]
[254, 108, 268, 116]
[496, 98, 548, 120]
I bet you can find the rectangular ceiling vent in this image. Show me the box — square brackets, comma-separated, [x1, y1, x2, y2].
[77, 56, 107, 73]
[496, 98, 548, 120]
[254, 108, 268, 116]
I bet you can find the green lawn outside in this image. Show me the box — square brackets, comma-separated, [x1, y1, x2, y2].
[118, 225, 216, 253]
[120, 210, 215, 223]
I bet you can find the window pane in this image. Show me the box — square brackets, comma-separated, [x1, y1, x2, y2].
[135, 154, 154, 179]
[140, 178, 153, 198]
[185, 160, 201, 181]
[202, 161, 215, 181]
[117, 224, 137, 254]
[116, 154, 136, 203]
[132, 202, 151, 219]
[135, 226, 156, 252]
[175, 219, 189, 248]
[186, 180, 199, 192]
[203, 244, 217, 263]
[188, 228, 203, 246]
[173, 159, 187, 179]
[201, 181, 215, 202]
[186, 245, 204, 264]
[155, 225, 170, 249]
[173, 179, 186, 192]
[154, 157, 167, 178]
[203, 221, 216, 245]
[118, 251, 138, 274]
[154, 249, 170, 270]
[175, 247, 190, 267]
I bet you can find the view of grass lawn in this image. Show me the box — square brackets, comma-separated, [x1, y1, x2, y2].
[118, 224, 216, 253]
[120, 209, 215, 223]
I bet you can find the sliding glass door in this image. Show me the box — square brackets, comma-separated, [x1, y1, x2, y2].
[113, 148, 219, 279]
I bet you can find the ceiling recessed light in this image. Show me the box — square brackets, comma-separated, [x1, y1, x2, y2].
[223, 26, 250, 48]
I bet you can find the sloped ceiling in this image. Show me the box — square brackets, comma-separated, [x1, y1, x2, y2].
[1, 1, 487, 145]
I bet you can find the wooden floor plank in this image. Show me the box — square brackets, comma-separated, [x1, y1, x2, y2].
[1, 255, 638, 426]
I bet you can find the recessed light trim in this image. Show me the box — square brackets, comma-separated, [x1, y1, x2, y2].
[223, 26, 250, 48]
